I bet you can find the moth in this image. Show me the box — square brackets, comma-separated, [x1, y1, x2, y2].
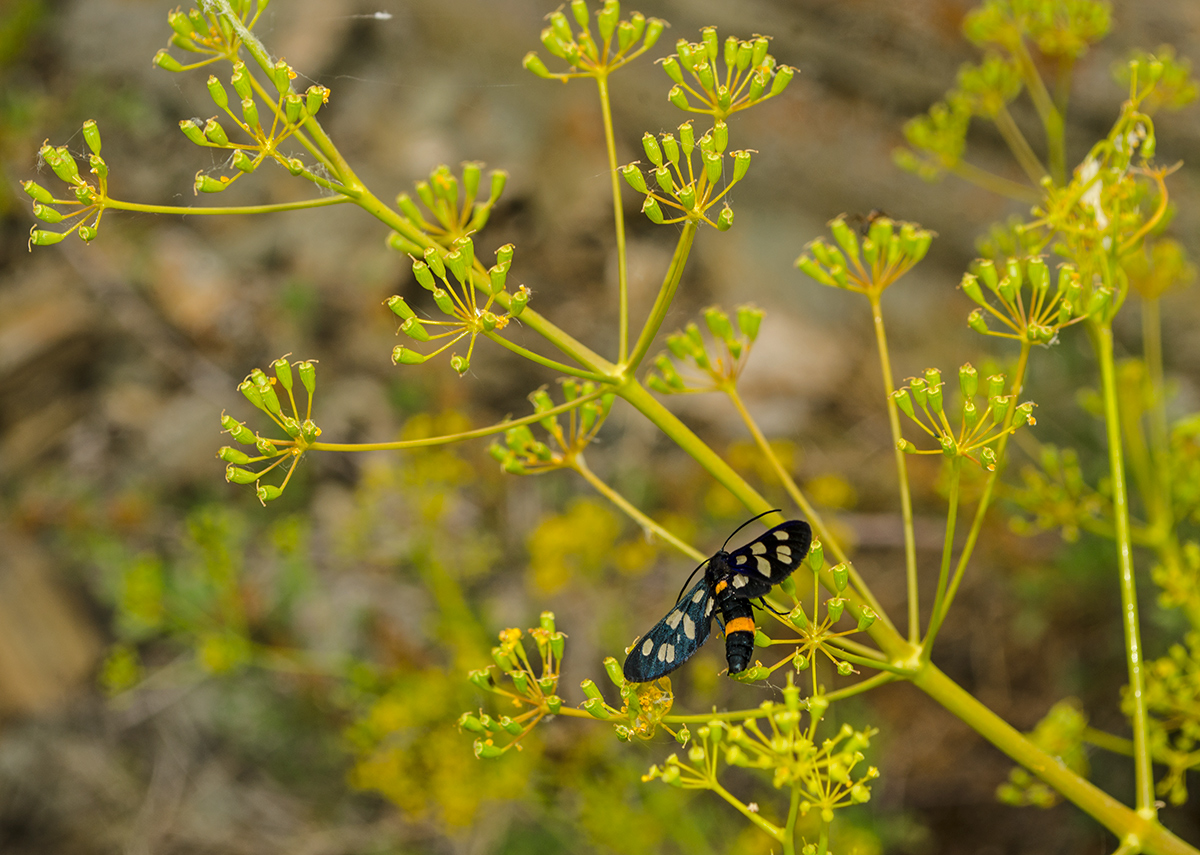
[623, 513, 813, 682]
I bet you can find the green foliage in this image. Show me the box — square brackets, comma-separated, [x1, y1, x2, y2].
[25, 0, 1200, 852]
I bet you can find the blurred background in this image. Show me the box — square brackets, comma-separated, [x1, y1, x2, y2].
[2, 0, 1199, 852]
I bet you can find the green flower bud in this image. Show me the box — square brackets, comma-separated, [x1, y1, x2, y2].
[392, 345, 427, 365]
[399, 317, 430, 342]
[807, 540, 824, 572]
[733, 664, 769, 682]
[206, 75, 229, 109]
[32, 203, 62, 223]
[652, 165, 674, 195]
[217, 446, 252, 464]
[271, 357, 294, 392]
[603, 656, 624, 687]
[927, 381, 944, 414]
[967, 308, 989, 334]
[270, 59, 292, 96]
[305, 85, 328, 116]
[448, 354, 468, 376]
[976, 258, 999, 291]
[168, 8, 196, 38]
[240, 97, 259, 129]
[959, 363, 978, 399]
[677, 183, 696, 211]
[703, 150, 722, 184]
[473, 739, 505, 759]
[221, 414, 257, 445]
[831, 563, 849, 592]
[1086, 286, 1112, 318]
[153, 49, 184, 72]
[642, 196, 664, 224]
[960, 272, 985, 305]
[704, 307, 734, 341]
[753, 629, 771, 648]
[668, 85, 689, 110]
[662, 55, 684, 84]
[256, 484, 283, 503]
[643, 18, 665, 49]
[488, 262, 510, 295]
[81, 119, 102, 156]
[735, 304, 764, 341]
[231, 150, 255, 172]
[412, 260, 436, 291]
[836, 660, 853, 676]
[298, 361, 316, 396]
[509, 670, 530, 695]
[1027, 256, 1048, 295]
[856, 606, 877, 631]
[583, 697, 612, 719]
[458, 712, 486, 733]
[892, 388, 915, 419]
[621, 163, 648, 194]
[770, 65, 795, 95]
[179, 119, 207, 145]
[22, 181, 55, 204]
[284, 92, 303, 124]
[200, 118, 228, 146]
[444, 249, 467, 283]
[509, 285, 530, 317]
[427, 288, 452, 315]
[225, 465, 258, 484]
[751, 36, 769, 68]
[748, 69, 766, 101]
[423, 245, 446, 278]
[523, 51, 554, 78]
[788, 605, 808, 628]
[715, 206, 734, 231]
[826, 597, 845, 623]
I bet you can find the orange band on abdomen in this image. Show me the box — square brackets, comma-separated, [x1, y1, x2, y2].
[714, 580, 728, 594]
[725, 616, 755, 635]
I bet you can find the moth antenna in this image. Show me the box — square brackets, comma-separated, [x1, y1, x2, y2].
[721, 508, 783, 551]
[758, 597, 787, 616]
[675, 557, 712, 603]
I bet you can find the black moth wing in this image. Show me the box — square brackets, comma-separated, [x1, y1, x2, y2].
[720, 520, 813, 599]
[623, 576, 716, 682]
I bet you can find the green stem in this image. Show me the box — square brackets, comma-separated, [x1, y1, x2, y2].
[922, 455, 962, 658]
[711, 780, 783, 842]
[725, 386, 892, 628]
[572, 454, 706, 563]
[937, 343, 1031, 627]
[626, 223, 697, 372]
[310, 388, 606, 452]
[103, 196, 352, 216]
[481, 330, 610, 382]
[595, 73, 630, 364]
[1092, 320, 1156, 818]
[946, 159, 1042, 202]
[868, 292, 920, 643]
[912, 664, 1193, 855]
[992, 105, 1049, 185]
[1011, 37, 1066, 185]
[784, 785, 801, 855]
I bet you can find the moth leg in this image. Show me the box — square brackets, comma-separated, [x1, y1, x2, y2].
[757, 597, 787, 617]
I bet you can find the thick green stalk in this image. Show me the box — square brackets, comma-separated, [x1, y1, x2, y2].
[992, 105, 1048, 185]
[626, 222, 697, 371]
[784, 785, 801, 855]
[912, 664, 1194, 855]
[868, 293, 920, 643]
[595, 73, 630, 363]
[1093, 320, 1156, 818]
[1010, 37, 1066, 185]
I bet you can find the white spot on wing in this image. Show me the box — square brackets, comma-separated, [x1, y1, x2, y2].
[705, 600, 714, 616]
[757, 556, 772, 575]
[735, 555, 747, 564]
[642, 638, 654, 656]
[666, 610, 683, 629]
[751, 541, 767, 555]
[665, 644, 676, 663]
[656, 644, 667, 662]
[776, 545, 792, 561]
[683, 614, 696, 639]
[732, 574, 748, 588]
[692, 588, 706, 603]
[774, 529, 789, 540]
